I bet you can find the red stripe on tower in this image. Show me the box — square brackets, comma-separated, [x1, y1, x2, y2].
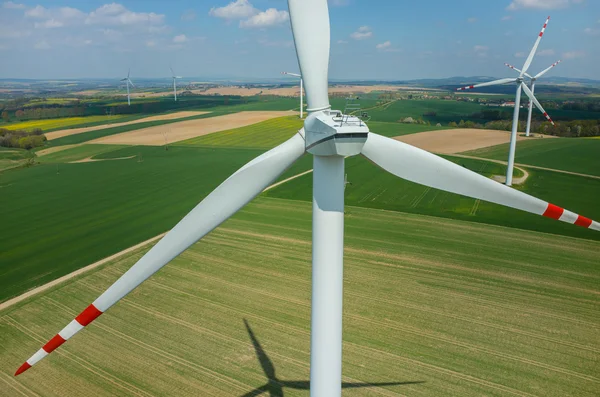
[543, 204, 564, 220]
[575, 215, 593, 228]
[75, 304, 103, 326]
[43, 334, 66, 353]
[14, 362, 31, 376]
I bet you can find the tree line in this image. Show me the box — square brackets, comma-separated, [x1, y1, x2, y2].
[447, 119, 600, 137]
[0, 128, 46, 149]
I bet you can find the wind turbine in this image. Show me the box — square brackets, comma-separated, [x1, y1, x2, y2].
[457, 16, 554, 186]
[282, 71, 304, 118]
[15, 4, 599, 397]
[170, 67, 182, 102]
[120, 68, 134, 106]
[505, 60, 561, 137]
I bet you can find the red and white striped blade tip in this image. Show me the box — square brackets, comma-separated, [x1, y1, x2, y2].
[543, 204, 595, 229]
[457, 85, 474, 91]
[14, 304, 103, 376]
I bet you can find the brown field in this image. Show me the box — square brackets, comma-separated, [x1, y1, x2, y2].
[44, 111, 210, 141]
[394, 128, 541, 154]
[89, 111, 295, 146]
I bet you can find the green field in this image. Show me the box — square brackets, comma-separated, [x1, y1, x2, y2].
[463, 138, 600, 176]
[0, 148, 33, 172]
[178, 117, 449, 150]
[265, 155, 600, 241]
[1, 198, 598, 396]
[36, 144, 129, 164]
[0, 146, 264, 302]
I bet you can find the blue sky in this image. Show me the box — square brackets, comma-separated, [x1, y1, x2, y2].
[0, 0, 598, 80]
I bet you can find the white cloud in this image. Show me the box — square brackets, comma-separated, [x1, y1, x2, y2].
[173, 34, 188, 43]
[85, 3, 164, 26]
[34, 19, 64, 28]
[181, 10, 196, 21]
[376, 41, 391, 50]
[467, 17, 477, 23]
[209, 0, 256, 20]
[474, 45, 489, 52]
[2, 1, 25, 9]
[337, 40, 348, 44]
[240, 8, 289, 28]
[584, 27, 599, 36]
[537, 48, 555, 56]
[34, 39, 51, 50]
[507, 0, 583, 10]
[514, 51, 526, 57]
[501, 15, 513, 21]
[562, 50, 585, 59]
[350, 26, 372, 40]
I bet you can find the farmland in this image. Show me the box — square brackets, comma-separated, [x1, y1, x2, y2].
[1, 198, 598, 396]
[1, 116, 130, 132]
[463, 137, 600, 176]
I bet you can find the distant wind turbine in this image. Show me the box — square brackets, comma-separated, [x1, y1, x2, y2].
[170, 67, 182, 102]
[456, 17, 554, 186]
[505, 60, 561, 137]
[282, 71, 304, 118]
[120, 68, 134, 106]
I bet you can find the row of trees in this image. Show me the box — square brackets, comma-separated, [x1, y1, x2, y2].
[447, 119, 600, 137]
[0, 128, 46, 149]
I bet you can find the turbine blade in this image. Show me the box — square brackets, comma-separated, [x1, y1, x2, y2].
[127, 68, 130, 78]
[170, 66, 174, 77]
[360, 133, 598, 231]
[14, 132, 307, 376]
[504, 63, 533, 79]
[521, 82, 554, 125]
[456, 78, 516, 91]
[288, 0, 330, 112]
[534, 60, 561, 79]
[128, 79, 135, 88]
[521, 16, 550, 76]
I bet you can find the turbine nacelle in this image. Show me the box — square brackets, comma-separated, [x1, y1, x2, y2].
[304, 110, 369, 156]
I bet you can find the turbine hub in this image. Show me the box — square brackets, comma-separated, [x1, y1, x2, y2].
[304, 110, 369, 157]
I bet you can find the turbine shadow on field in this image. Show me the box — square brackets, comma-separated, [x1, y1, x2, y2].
[241, 319, 424, 396]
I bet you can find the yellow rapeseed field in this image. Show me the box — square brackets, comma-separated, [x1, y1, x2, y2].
[1, 116, 126, 132]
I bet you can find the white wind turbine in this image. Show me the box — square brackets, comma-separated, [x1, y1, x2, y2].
[457, 16, 554, 186]
[15, 4, 599, 397]
[120, 68, 134, 106]
[170, 67, 182, 102]
[505, 59, 561, 137]
[282, 71, 304, 118]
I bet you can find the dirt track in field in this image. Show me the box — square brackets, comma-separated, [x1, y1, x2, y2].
[394, 128, 533, 154]
[88, 111, 295, 146]
[44, 111, 210, 141]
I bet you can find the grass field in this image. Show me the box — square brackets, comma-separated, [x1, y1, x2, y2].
[1, 198, 598, 396]
[0, 148, 33, 172]
[1, 116, 130, 132]
[178, 117, 449, 150]
[265, 155, 600, 241]
[0, 146, 264, 302]
[462, 138, 600, 176]
[36, 144, 129, 164]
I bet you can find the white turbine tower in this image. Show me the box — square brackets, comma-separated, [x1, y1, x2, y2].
[120, 68, 134, 106]
[282, 71, 304, 118]
[170, 67, 182, 102]
[505, 60, 561, 136]
[457, 17, 554, 186]
[15, 4, 600, 397]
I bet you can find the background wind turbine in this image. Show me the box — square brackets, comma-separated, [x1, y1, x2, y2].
[282, 71, 304, 118]
[170, 67, 182, 102]
[456, 16, 554, 186]
[505, 60, 561, 136]
[15, 5, 599, 397]
[120, 68, 134, 106]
